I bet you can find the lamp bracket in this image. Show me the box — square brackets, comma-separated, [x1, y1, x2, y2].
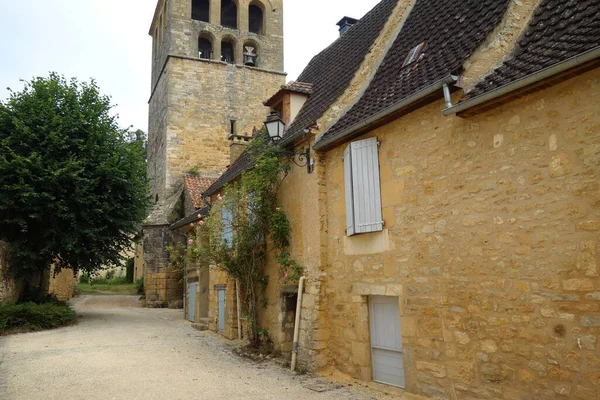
[276, 148, 313, 174]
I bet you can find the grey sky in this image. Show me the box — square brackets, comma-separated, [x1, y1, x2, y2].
[0, 0, 380, 133]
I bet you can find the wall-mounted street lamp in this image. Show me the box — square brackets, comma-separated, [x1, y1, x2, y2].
[264, 111, 313, 173]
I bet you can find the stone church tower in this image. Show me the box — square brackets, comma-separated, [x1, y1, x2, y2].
[144, 0, 285, 305]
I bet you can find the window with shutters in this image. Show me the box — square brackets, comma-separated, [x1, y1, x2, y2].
[343, 137, 383, 236]
[222, 204, 233, 248]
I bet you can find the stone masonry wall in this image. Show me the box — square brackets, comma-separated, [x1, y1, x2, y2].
[322, 69, 600, 399]
[165, 57, 285, 187]
[48, 266, 76, 302]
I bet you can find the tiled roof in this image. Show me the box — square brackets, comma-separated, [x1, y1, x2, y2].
[170, 206, 210, 231]
[282, 0, 399, 142]
[283, 81, 314, 95]
[464, 0, 600, 100]
[205, 1, 398, 195]
[264, 81, 313, 107]
[319, 0, 511, 146]
[184, 175, 217, 208]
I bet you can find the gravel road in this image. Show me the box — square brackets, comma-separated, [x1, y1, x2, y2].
[0, 295, 392, 400]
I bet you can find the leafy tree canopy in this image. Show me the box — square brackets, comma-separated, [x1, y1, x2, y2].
[0, 73, 148, 277]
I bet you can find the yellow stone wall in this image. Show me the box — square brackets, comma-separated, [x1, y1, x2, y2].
[208, 267, 239, 339]
[257, 148, 330, 363]
[48, 266, 76, 302]
[165, 58, 285, 183]
[144, 270, 183, 307]
[321, 68, 600, 399]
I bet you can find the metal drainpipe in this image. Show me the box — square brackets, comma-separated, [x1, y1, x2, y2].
[236, 279, 242, 340]
[291, 276, 306, 372]
[443, 81, 454, 109]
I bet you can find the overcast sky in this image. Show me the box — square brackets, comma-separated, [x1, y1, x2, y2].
[0, 0, 380, 133]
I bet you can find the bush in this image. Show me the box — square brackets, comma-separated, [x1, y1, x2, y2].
[79, 273, 90, 284]
[105, 270, 115, 281]
[0, 302, 76, 333]
[108, 276, 129, 285]
[136, 278, 144, 296]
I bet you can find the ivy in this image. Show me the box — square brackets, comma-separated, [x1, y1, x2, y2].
[182, 134, 302, 344]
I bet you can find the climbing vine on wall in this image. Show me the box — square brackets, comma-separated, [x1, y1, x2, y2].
[185, 135, 302, 344]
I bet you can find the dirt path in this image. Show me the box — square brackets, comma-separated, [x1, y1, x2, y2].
[0, 295, 391, 400]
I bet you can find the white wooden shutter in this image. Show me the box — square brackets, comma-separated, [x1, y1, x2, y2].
[343, 144, 355, 236]
[350, 137, 383, 234]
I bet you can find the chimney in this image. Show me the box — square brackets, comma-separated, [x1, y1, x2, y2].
[229, 133, 252, 164]
[336, 16, 358, 36]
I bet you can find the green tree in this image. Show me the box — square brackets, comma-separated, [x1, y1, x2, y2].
[0, 73, 149, 278]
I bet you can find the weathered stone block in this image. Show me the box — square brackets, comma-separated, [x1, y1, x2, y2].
[563, 279, 594, 291]
[581, 316, 600, 327]
[416, 361, 446, 378]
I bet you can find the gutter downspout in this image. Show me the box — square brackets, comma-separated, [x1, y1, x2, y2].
[291, 276, 306, 372]
[443, 46, 600, 116]
[236, 279, 242, 340]
[314, 75, 458, 151]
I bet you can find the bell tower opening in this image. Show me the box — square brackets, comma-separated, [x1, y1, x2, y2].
[243, 42, 258, 67]
[221, 0, 237, 29]
[221, 39, 235, 63]
[198, 37, 213, 60]
[249, 3, 264, 34]
[192, 0, 210, 22]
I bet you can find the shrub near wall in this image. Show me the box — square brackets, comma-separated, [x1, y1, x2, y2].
[0, 301, 76, 335]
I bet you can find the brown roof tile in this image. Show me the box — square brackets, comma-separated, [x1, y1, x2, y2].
[264, 81, 313, 107]
[318, 0, 511, 147]
[205, 0, 399, 195]
[464, 0, 600, 100]
[184, 175, 217, 209]
[282, 0, 399, 142]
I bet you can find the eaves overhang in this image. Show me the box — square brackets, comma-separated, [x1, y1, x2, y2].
[314, 75, 457, 152]
[443, 46, 600, 117]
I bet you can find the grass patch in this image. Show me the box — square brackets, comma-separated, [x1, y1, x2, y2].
[0, 302, 77, 335]
[76, 283, 137, 296]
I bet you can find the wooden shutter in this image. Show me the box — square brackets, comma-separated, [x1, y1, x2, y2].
[350, 137, 383, 234]
[344, 144, 355, 236]
[222, 205, 233, 248]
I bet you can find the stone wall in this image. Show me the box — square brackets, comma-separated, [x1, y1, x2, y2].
[208, 268, 239, 339]
[321, 68, 600, 399]
[48, 266, 76, 302]
[143, 224, 183, 307]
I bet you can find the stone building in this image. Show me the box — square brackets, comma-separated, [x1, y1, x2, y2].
[142, 0, 286, 306]
[200, 0, 600, 398]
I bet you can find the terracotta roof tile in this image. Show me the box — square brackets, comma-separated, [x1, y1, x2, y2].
[319, 0, 511, 146]
[184, 175, 217, 209]
[464, 0, 600, 100]
[264, 81, 313, 107]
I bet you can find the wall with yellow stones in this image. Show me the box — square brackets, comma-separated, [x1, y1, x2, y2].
[321, 68, 600, 399]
